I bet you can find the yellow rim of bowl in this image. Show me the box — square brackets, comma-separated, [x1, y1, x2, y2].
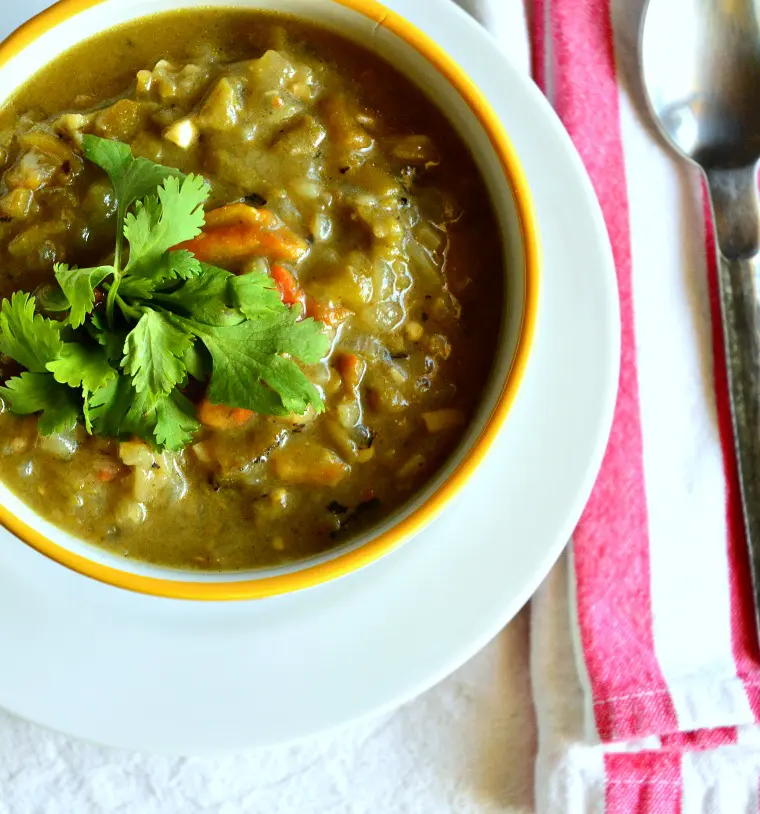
[0, 0, 541, 601]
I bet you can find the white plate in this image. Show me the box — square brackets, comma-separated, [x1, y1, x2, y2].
[0, 0, 618, 754]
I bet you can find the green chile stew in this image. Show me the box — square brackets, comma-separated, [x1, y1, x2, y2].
[0, 10, 505, 570]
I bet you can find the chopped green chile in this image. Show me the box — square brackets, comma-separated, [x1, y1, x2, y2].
[0, 10, 504, 570]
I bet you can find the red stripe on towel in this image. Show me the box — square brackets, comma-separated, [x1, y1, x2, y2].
[661, 727, 738, 751]
[605, 753, 682, 814]
[542, 0, 678, 741]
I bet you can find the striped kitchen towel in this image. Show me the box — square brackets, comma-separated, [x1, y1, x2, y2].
[527, 0, 760, 810]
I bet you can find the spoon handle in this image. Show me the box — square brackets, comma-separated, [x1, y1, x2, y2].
[707, 166, 760, 636]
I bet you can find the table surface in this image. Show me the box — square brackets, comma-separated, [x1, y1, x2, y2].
[0, 2, 536, 813]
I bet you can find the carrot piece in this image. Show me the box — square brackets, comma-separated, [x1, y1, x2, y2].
[197, 397, 254, 430]
[96, 460, 124, 483]
[173, 204, 309, 264]
[335, 352, 364, 390]
[270, 263, 305, 308]
[305, 298, 353, 327]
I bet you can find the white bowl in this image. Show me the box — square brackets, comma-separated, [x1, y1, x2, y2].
[0, 0, 540, 600]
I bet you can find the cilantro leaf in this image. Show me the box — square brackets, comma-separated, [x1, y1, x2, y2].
[154, 392, 200, 450]
[123, 175, 209, 278]
[47, 343, 116, 392]
[161, 249, 202, 281]
[121, 388, 161, 439]
[86, 312, 127, 363]
[82, 136, 132, 180]
[0, 372, 80, 435]
[230, 270, 286, 318]
[0, 293, 63, 373]
[86, 375, 134, 438]
[265, 307, 329, 365]
[88, 375, 157, 441]
[156, 264, 244, 326]
[122, 310, 191, 398]
[86, 374, 198, 450]
[179, 313, 329, 415]
[54, 263, 113, 327]
[119, 250, 201, 299]
[115, 277, 156, 301]
[156, 265, 284, 327]
[0, 140, 329, 449]
[82, 135, 185, 215]
[34, 283, 71, 313]
[183, 343, 210, 381]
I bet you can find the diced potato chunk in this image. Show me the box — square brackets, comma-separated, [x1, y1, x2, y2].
[8, 221, 66, 258]
[0, 188, 35, 219]
[95, 99, 147, 142]
[192, 442, 213, 464]
[356, 447, 375, 464]
[197, 77, 241, 130]
[323, 95, 374, 155]
[116, 500, 148, 525]
[324, 419, 357, 461]
[272, 116, 327, 158]
[39, 430, 78, 460]
[122, 447, 188, 505]
[311, 259, 373, 312]
[18, 129, 81, 168]
[249, 50, 296, 89]
[385, 135, 439, 165]
[130, 131, 165, 164]
[137, 61, 208, 103]
[163, 117, 198, 149]
[5, 150, 59, 190]
[272, 441, 350, 487]
[52, 113, 93, 146]
[119, 440, 155, 469]
[421, 409, 466, 433]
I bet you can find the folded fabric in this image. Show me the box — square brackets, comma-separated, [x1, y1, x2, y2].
[533, 557, 760, 813]
[528, 0, 760, 809]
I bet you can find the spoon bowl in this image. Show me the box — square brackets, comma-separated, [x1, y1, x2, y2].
[641, 0, 760, 170]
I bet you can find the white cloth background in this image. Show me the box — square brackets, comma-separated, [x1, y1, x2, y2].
[0, 2, 538, 813]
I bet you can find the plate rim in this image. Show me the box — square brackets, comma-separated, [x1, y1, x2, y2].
[0, 0, 620, 754]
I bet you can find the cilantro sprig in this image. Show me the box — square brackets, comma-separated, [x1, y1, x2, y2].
[0, 137, 328, 450]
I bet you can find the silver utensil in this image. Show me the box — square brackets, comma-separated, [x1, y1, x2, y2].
[639, 0, 760, 635]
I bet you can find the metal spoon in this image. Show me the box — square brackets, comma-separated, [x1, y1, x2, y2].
[639, 0, 760, 636]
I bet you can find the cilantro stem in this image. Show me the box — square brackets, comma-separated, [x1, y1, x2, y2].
[115, 295, 141, 321]
[105, 279, 120, 327]
[106, 202, 126, 329]
[114, 206, 125, 274]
